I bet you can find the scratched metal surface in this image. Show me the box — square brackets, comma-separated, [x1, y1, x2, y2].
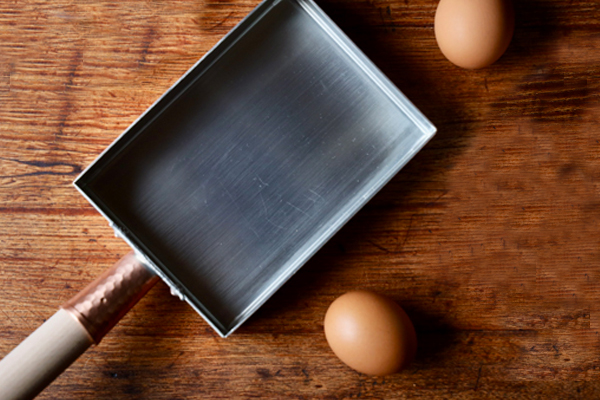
[75, 0, 435, 335]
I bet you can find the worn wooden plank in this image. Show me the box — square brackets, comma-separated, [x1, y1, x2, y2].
[1, 0, 600, 398]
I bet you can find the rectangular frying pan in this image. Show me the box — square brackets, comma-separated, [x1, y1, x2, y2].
[0, 0, 435, 398]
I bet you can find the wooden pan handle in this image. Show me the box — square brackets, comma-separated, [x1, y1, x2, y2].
[0, 252, 159, 400]
[0, 309, 94, 400]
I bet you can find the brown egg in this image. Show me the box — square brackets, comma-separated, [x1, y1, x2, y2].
[324, 291, 417, 376]
[434, 0, 515, 69]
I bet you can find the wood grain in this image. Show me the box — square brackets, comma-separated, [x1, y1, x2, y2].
[1, 0, 599, 398]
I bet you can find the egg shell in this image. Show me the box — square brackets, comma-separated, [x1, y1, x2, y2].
[434, 0, 515, 69]
[324, 291, 417, 376]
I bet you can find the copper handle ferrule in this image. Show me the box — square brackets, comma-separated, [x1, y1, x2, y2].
[62, 252, 159, 344]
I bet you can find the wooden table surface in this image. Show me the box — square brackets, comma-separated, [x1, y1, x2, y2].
[1, 0, 599, 398]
